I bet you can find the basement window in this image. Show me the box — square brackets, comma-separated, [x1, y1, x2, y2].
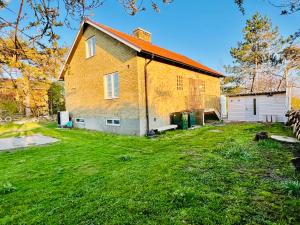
[104, 72, 119, 99]
[75, 118, 85, 123]
[85, 36, 96, 58]
[106, 118, 120, 126]
[177, 75, 183, 90]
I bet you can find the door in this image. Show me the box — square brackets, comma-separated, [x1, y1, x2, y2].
[188, 79, 205, 109]
[228, 97, 246, 121]
[245, 97, 258, 121]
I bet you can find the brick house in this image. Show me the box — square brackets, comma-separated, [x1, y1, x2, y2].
[59, 19, 223, 135]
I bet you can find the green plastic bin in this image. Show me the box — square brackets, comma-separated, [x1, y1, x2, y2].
[188, 111, 197, 128]
[170, 112, 188, 130]
[181, 112, 189, 130]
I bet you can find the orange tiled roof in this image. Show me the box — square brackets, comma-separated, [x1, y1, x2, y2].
[86, 18, 223, 77]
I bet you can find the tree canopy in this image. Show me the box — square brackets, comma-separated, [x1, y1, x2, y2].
[225, 12, 300, 93]
[235, 0, 300, 40]
[0, 0, 172, 116]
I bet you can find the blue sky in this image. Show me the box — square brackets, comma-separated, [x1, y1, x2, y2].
[55, 0, 300, 73]
[1, 1, 299, 95]
[2, 0, 300, 74]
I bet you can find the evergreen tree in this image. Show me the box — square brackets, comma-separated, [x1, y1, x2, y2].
[48, 82, 65, 115]
[229, 13, 282, 92]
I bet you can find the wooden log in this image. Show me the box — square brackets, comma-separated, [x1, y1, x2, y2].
[286, 110, 300, 139]
[293, 124, 297, 134]
[254, 132, 269, 141]
[295, 129, 300, 136]
[296, 122, 300, 131]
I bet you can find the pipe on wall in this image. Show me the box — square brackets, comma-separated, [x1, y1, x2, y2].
[144, 54, 154, 135]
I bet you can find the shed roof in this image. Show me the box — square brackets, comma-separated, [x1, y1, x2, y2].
[227, 90, 286, 97]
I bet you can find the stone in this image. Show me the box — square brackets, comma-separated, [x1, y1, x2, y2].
[209, 129, 223, 133]
[270, 135, 300, 143]
[0, 134, 59, 151]
[254, 132, 268, 141]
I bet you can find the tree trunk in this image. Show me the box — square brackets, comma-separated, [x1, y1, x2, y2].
[23, 75, 31, 117]
[277, 68, 288, 91]
[251, 58, 258, 92]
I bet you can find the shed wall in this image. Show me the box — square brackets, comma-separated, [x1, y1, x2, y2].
[228, 93, 288, 122]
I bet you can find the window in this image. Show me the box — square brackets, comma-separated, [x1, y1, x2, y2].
[75, 118, 85, 123]
[177, 75, 183, 90]
[104, 72, 119, 99]
[253, 98, 257, 115]
[85, 36, 96, 58]
[106, 118, 120, 126]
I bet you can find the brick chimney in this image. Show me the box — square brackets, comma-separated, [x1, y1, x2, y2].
[133, 28, 152, 42]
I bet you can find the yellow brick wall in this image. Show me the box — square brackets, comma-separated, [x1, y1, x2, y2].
[137, 57, 221, 132]
[133, 29, 152, 42]
[64, 26, 141, 134]
[64, 24, 221, 135]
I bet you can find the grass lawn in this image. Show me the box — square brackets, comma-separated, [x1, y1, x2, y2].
[0, 122, 299, 224]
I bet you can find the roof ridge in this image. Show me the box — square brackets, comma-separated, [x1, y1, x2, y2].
[85, 18, 223, 77]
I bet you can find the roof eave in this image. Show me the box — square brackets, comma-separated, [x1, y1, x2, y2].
[85, 19, 142, 52]
[59, 19, 224, 80]
[227, 91, 286, 97]
[58, 20, 85, 81]
[140, 50, 224, 78]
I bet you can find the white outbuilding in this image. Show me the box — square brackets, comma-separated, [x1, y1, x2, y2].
[227, 90, 291, 123]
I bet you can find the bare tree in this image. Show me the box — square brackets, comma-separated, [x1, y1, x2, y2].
[0, 0, 172, 116]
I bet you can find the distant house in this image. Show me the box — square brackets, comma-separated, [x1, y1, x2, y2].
[227, 90, 291, 123]
[59, 19, 223, 135]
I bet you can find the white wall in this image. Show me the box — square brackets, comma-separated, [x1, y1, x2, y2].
[220, 95, 227, 118]
[228, 93, 288, 122]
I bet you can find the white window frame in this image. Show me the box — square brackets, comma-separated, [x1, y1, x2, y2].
[85, 36, 96, 58]
[104, 72, 119, 99]
[75, 118, 85, 123]
[106, 118, 121, 126]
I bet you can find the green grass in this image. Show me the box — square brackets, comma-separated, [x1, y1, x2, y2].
[0, 122, 299, 224]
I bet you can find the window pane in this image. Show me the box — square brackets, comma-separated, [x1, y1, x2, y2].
[113, 119, 120, 125]
[86, 37, 96, 58]
[106, 75, 112, 98]
[107, 119, 113, 124]
[113, 73, 119, 97]
[91, 37, 96, 56]
[89, 39, 93, 56]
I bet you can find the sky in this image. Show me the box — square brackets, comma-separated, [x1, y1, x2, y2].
[1, 0, 300, 93]
[54, 0, 300, 72]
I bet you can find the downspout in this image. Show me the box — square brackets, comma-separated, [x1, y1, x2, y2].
[144, 54, 154, 135]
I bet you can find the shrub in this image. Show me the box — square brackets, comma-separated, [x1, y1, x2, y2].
[0, 94, 19, 116]
[48, 82, 65, 115]
[282, 180, 300, 196]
